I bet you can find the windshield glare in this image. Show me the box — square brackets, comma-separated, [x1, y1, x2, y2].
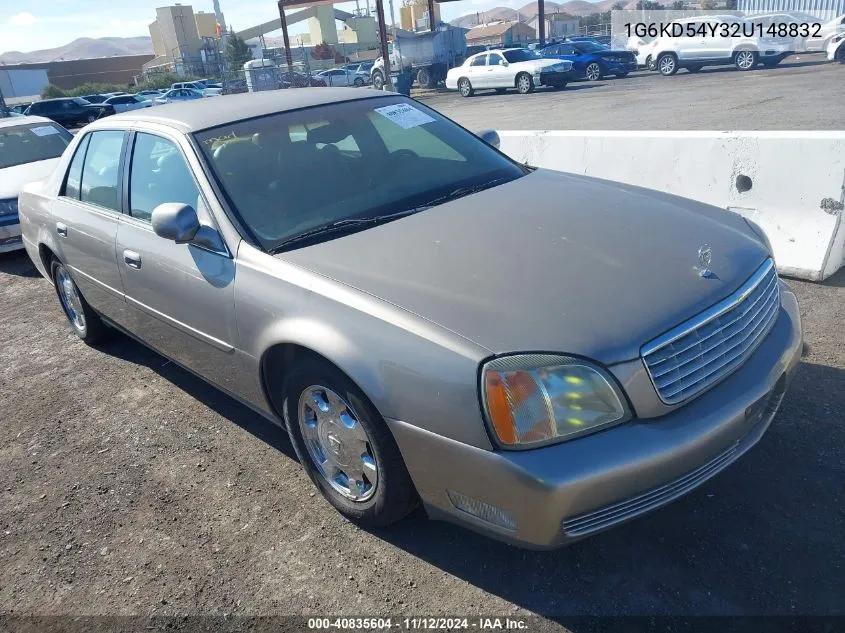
[503, 49, 540, 63]
[0, 123, 73, 169]
[194, 96, 524, 251]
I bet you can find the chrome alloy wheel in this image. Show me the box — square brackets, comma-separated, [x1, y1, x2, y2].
[56, 267, 86, 331]
[736, 50, 755, 70]
[516, 74, 532, 93]
[298, 385, 378, 502]
[585, 62, 602, 81]
[659, 55, 676, 75]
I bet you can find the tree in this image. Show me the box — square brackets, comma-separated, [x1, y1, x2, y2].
[223, 28, 253, 70]
[41, 85, 67, 99]
[311, 41, 337, 60]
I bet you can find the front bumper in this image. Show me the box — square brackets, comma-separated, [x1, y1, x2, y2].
[0, 213, 23, 253]
[538, 69, 576, 86]
[602, 59, 638, 75]
[388, 284, 803, 549]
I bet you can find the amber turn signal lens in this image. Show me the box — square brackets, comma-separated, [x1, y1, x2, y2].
[483, 371, 518, 445]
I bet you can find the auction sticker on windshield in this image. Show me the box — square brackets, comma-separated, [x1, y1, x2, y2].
[374, 103, 434, 129]
[30, 126, 61, 137]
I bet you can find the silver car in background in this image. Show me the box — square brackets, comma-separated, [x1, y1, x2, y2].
[1, 116, 73, 253]
[18, 90, 802, 548]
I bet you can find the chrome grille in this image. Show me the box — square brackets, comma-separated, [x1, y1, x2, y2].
[562, 442, 739, 536]
[642, 259, 780, 405]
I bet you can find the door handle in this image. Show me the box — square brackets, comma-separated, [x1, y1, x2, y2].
[123, 250, 142, 269]
[56, 222, 68, 237]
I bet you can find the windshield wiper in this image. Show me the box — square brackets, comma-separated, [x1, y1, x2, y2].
[407, 177, 510, 212]
[270, 208, 421, 253]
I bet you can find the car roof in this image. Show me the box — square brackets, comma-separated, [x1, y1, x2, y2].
[98, 88, 393, 133]
[0, 114, 55, 129]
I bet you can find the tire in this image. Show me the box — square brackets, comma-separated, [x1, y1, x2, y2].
[838, 45, 845, 63]
[416, 67, 431, 88]
[353, 77, 364, 87]
[515, 72, 534, 94]
[86, 114, 97, 124]
[372, 70, 385, 90]
[283, 358, 418, 527]
[657, 53, 678, 76]
[458, 77, 474, 97]
[51, 259, 110, 344]
[645, 55, 655, 71]
[585, 62, 603, 81]
[686, 64, 703, 73]
[734, 49, 758, 71]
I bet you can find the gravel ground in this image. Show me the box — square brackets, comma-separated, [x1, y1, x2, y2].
[1, 249, 843, 625]
[416, 56, 845, 131]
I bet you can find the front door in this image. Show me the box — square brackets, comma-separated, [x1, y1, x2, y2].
[485, 52, 511, 87]
[115, 130, 241, 394]
[51, 130, 131, 324]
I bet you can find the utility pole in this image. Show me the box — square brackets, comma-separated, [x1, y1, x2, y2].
[277, 0, 295, 86]
[375, 0, 394, 91]
[538, 0, 545, 45]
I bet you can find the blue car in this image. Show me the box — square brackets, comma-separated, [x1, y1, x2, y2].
[153, 88, 205, 105]
[541, 40, 637, 81]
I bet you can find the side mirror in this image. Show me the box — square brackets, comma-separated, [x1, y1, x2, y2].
[151, 203, 200, 244]
[501, 60, 509, 66]
[476, 129, 500, 150]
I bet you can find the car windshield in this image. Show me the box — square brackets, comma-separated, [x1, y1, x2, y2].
[502, 49, 540, 63]
[194, 96, 525, 252]
[0, 122, 73, 169]
[573, 41, 607, 52]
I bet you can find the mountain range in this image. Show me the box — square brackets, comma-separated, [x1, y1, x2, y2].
[0, 37, 153, 64]
[450, 0, 626, 29]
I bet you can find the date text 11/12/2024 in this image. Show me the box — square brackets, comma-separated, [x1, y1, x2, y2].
[308, 617, 530, 630]
[624, 20, 822, 39]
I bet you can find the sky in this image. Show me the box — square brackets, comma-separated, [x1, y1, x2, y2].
[0, 0, 533, 54]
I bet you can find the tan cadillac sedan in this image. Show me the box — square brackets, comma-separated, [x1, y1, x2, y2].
[18, 89, 802, 548]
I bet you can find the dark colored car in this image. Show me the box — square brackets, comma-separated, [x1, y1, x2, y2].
[79, 94, 108, 104]
[24, 98, 113, 128]
[541, 39, 637, 80]
[281, 72, 327, 88]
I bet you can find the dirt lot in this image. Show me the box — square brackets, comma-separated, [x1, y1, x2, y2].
[1, 249, 844, 626]
[417, 57, 845, 131]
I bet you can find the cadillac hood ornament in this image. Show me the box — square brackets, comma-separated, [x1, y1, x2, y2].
[698, 244, 713, 278]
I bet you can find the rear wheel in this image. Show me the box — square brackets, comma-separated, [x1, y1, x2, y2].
[353, 77, 364, 87]
[657, 53, 678, 76]
[734, 50, 758, 71]
[458, 77, 474, 97]
[86, 114, 97, 124]
[515, 72, 534, 94]
[416, 67, 432, 88]
[51, 259, 110, 344]
[283, 358, 418, 527]
[585, 62, 603, 81]
[372, 70, 385, 90]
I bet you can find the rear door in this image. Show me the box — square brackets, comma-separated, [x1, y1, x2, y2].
[51, 129, 131, 324]
[467, 54, 490, 87]
[115, 129, 240, 392]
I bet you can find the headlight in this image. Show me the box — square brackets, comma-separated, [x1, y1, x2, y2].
[0, 198, 18, 217]
[481, 354, 630, 448]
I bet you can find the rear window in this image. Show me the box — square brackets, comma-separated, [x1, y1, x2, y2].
[0, 122, 73, 169]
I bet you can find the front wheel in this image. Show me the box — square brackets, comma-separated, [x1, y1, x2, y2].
[51, 259, 110, 344]
[515, 72, 534, 94]
[372, 70, 385, 90]
[585, 62, 603, 81]
[734, 50, 758, 71]
[458, 77, 474, 97]
[283, 358, 418, 527]
[837, 45, 845, 63]
[657, 53, 678, 76]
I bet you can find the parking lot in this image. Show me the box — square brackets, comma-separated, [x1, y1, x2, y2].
[1, 245, 843, 623]
[417, 57, 845, 130]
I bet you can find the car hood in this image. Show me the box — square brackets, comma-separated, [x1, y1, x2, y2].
[280, 170, 768, 364]
[0, 157, 61, 199]
[512, 58, 568, 71]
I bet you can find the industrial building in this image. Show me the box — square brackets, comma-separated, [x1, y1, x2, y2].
[400, 1, 441, 31]
[465, 21, 535, 47]
[145, 4, 225, 75]
[0, 68, 50, 104]
[737, 0, 845, 16]
[0, 55, 155, 95]
[527, 13, 580, 40]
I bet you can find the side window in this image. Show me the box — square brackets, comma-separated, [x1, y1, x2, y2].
[128, 133, 200, 223]
[489, 54, 504, 66]
[559, 44, 576, 54]
[79, 131, 125, 211]
[470, 55, 487, 67]
[62, 134, 91, 200]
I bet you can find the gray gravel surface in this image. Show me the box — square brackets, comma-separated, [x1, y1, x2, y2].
[417, 57, 845, 130]
[1, 249, 843, 623]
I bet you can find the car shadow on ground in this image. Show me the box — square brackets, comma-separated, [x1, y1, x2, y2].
[0, 251, 41, 278]
[364, 360, 845, 617]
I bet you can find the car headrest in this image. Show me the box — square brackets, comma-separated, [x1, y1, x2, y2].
[307, 121, 353, 145]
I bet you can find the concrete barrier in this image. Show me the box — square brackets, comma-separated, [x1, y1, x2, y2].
[498, 131, 845, 282]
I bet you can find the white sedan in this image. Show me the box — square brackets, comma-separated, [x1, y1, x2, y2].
[827, 32, 845, 62]
[102, 94, 153, 113]
[314, 68, 368, 87]
[445, 48, 574, 97]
